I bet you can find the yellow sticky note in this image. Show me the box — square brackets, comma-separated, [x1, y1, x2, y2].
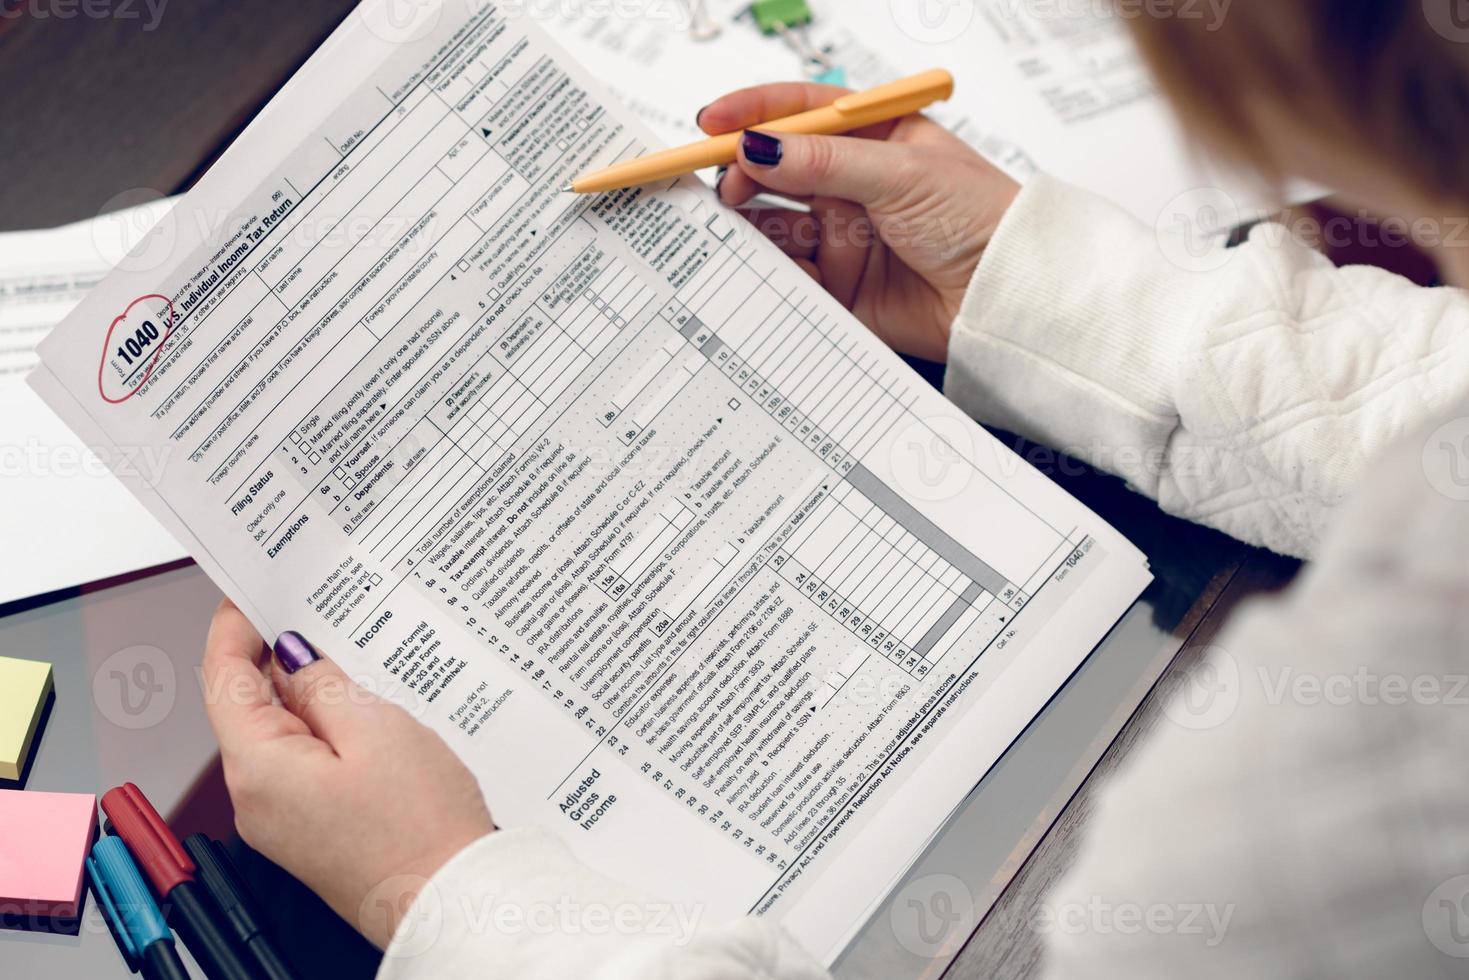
[0, 656, 54, 781]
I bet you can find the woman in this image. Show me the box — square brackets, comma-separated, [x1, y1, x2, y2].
[202, 3, 1469, 976]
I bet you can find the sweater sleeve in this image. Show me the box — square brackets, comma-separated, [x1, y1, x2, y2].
[945, 174, 1469, 558]
[1039, 411, 1469, 978]
[374, 827, 828, 980]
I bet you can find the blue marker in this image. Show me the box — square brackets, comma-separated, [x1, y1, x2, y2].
[88, 836, 192, 980]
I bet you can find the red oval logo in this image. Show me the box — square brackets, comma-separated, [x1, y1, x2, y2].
[97, 293, 175, 405]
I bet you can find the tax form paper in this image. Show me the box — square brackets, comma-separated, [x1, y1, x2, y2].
[30, 1, 1150, 961]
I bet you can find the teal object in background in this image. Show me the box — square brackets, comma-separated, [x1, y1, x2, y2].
[814, 66, 847, 86]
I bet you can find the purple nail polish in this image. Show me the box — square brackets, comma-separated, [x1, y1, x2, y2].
[695, 103, 711, 128]
[742, 130, 782, 167]
[273, 631, 320, 674]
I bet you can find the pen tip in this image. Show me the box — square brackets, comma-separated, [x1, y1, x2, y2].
[560, 184, 576, 194]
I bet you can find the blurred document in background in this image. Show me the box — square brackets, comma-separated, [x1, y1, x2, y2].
[0, 199, 185, 608]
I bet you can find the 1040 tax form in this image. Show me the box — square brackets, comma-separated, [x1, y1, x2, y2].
[30, 1, 1150, 960]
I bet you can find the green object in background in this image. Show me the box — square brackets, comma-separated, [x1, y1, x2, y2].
[752, 0, 813, 34]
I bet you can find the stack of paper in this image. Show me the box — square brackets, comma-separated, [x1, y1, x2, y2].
[545, 0, 1278, 224]
[0, 200, 185, 608]
[3, 1, 1280, 613]
[29, 1, 1151, 961]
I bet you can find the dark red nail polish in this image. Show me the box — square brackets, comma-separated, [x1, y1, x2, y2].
[742, 130, 782, 167]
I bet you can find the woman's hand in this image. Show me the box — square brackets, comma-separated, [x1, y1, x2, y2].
[200, 600, 494, 949]
[702, 82, 1021, 363]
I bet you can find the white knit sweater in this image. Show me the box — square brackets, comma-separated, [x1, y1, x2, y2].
[378, 175, 1469, 978]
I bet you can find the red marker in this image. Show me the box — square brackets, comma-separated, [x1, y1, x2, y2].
[101, 784, 255, 980]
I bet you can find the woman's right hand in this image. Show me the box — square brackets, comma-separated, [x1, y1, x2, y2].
[700, 82, 1020, 364]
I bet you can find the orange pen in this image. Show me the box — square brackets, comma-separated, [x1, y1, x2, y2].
[565, 68, 955, 195]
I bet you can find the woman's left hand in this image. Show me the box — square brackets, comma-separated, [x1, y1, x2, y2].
[200, 599, 495, 948]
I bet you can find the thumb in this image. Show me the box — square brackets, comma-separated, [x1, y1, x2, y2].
[270, 630, 379, 747]
[735, 129, 916, 208]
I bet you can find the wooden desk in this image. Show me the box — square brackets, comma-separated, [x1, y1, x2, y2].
[0, 6, 1299, 977]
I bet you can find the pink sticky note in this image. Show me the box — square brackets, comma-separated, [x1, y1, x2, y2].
[0, 790, 97, 920]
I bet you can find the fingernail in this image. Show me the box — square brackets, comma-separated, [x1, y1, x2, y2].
[695, 103, 710, 128]
[274, 631, 320, 674]
[742, 130, 782, 167]
[714, 165, 728, 193]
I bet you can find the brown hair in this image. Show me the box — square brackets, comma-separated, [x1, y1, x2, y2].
[1126, 2, 1469, 200]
